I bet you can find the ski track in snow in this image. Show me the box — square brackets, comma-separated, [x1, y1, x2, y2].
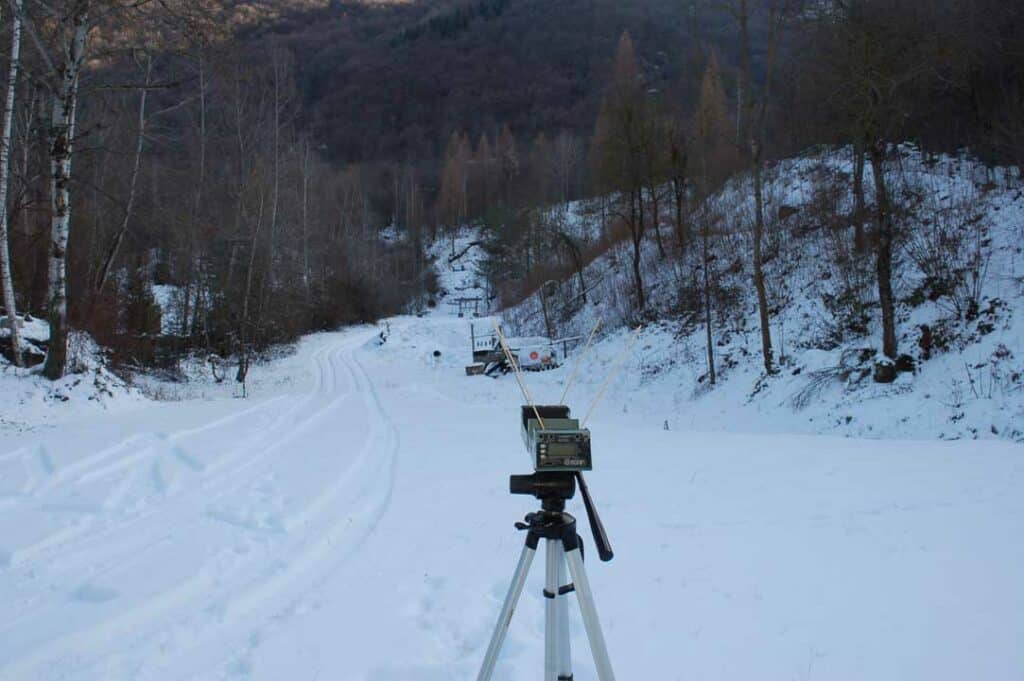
[0, 329, 399, 680]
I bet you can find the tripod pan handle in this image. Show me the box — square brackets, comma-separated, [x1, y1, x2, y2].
[575, 472, 614, 562]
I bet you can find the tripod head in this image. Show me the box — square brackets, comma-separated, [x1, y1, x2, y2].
[509, 471, 614, 562]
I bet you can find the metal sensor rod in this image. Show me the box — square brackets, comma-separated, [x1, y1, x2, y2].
[492, 318, 546, 430]
[582, 326, 642, 427]
[560, 316, 602, 405]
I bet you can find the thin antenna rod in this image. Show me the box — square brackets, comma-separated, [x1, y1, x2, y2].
[559, 317, 602, 405]
[492, 318, 546, 429]
[581, 326, 642, 428]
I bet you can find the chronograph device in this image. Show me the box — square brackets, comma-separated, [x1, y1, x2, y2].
[520, 405, 592, 472]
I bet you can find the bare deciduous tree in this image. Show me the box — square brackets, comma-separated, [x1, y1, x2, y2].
[93, 52, 151, 296]
[805, 0, 941, 360]
[692, 52, 734, 386]
[0, 0, 24, 366]
[726, 0, 795, 375]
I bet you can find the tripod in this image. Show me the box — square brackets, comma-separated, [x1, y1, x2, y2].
[476, 472, 616, 681]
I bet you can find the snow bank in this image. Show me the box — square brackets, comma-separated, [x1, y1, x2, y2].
[0, 326, 147, 434]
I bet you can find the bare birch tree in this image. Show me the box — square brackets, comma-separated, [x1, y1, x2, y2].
[0, 0, 24, 366]
[14, 0, 218, 378]
[40, 2, 89, 380]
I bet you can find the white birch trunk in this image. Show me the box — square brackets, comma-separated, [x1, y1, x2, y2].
[0, 0, 24, 366]
[43, 14, 88, 380]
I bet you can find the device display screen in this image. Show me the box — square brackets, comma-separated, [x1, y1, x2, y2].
[547, 442, 579, 459]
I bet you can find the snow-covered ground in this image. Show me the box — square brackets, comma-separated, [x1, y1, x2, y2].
[1, 306, 1023, 680]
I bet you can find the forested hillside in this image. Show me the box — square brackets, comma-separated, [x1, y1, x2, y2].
[1, 0, 1022, 394]
[251, 0, 720, 162]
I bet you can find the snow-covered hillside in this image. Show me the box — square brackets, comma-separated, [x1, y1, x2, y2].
[427, 227, 491, 316]
[504, 148, 1024, 442]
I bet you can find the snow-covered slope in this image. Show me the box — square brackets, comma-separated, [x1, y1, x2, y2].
[427, 227, 491, 315]
[503, 148, 1024, 442]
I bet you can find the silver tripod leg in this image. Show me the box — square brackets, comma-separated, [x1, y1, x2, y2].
[476, 544, 537, 681]
[556, 547, 573, 680]
[546, 540, 575, 681]
[564, 546, 616, 681]
[544, 540, 560, 681]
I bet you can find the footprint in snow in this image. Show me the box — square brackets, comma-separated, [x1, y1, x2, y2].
[35, 444, 55, 476]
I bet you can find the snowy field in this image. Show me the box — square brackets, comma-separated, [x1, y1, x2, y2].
[1, 310, 1023, 680]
